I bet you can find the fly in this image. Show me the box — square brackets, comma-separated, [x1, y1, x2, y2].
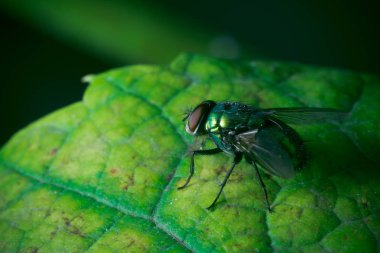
[178, 100, 347, 212]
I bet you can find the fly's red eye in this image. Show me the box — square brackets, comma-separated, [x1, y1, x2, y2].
[187, 100, 216, 134]
[188, 105, 205, 132]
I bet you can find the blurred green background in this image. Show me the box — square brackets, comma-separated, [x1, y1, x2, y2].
[1, 0, 379, 146]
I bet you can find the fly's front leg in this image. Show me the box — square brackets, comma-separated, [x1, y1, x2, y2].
[178, 148, 222, 190]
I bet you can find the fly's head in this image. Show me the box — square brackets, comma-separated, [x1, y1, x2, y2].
[183, 100, 216, 136]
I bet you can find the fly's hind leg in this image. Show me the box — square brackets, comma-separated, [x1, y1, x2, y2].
[250, 159, 272, 212]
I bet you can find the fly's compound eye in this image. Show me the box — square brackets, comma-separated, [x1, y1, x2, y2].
[187, 106, 204, 133]
[186, 100, 215, 135]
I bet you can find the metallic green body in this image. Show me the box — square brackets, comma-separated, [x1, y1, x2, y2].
[204, 102, 264, 154]
[203, 102, 305, 169]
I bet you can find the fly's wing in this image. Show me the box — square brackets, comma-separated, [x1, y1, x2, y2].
[235, 129, 295, 178]
[261, 107, 347, 125]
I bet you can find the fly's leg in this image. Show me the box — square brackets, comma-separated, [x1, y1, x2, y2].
[207, 153, 243, 209]
[178, 148, 222, 190]
[252, 160, 272, 212]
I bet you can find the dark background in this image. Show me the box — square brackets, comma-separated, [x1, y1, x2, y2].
[1, 0, 379, 145]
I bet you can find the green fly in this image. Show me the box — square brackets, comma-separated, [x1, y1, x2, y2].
[178, 100, 346, 211]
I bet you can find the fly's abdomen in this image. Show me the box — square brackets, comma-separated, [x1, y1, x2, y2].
[268, 122, 307, 170]
[205, 112, 237, 133]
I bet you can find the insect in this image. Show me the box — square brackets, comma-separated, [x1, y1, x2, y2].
[178, 100, 346, 211]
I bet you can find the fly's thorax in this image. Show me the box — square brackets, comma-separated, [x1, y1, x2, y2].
[205, 107, 259, 134]
[204, 112, 229, 133]
[205, 113, 241, 153]
[204, 102, 242, 134]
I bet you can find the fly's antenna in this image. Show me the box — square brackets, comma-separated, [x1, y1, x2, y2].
[182, 107, 192, 122]
[182, 112, 190, 122]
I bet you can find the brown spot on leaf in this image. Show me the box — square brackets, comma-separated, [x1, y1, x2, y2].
[49, 148, 58, 156]
[123, 185, 129, 191]
[110, 168, 118, 175]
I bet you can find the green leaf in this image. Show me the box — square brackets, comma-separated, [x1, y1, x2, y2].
[1, 53, 379, 252]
